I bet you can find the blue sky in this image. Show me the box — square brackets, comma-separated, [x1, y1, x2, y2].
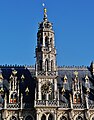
[0, 0, 94, 66]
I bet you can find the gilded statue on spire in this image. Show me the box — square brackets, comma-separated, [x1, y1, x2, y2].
[42, 3, 47, 21]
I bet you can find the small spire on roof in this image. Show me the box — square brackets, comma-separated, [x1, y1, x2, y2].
[25, 87, 29, 95]
[85, 75, 89, 80]
[64, 75, 67, 83]
[74, 71, 78, 78]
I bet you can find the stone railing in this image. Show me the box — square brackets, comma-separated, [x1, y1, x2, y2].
[59, 102, 69, 108]
[36, 71, 57, 77]
[73, 103, 85, 109]
[35, 100, 58, 107]
[7, 103, 19, 109]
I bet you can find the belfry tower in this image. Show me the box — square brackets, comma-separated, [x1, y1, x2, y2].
[35, 7, 58, 120]
[36, 8, 57, 72]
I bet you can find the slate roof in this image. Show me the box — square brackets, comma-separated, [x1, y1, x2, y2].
[0, 66, 36, 108]
[58, 66, 94, 104]
[0, 65, 94, 109]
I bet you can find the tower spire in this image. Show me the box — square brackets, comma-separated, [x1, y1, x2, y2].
[42, 3, 47, 21]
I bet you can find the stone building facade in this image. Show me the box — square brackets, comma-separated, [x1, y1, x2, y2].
[0, 8, 94, 120]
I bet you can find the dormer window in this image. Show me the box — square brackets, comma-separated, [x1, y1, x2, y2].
[10, 92, 17, 103]
[74, 93, 81, 104]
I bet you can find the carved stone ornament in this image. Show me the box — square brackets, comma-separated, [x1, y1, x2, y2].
[41, 82, 52, 95]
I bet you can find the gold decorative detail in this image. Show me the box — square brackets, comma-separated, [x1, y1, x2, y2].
[44, 8, 47, 13]
[86, 88, 90, 94]
[10, 74, 14, 79]
[74, 71, 78, 77]
[0, 73, 3, 83]
[61, 87, 65, 94]
[64, 75, 67, 83]
[0, 87, 4, 93]
[12, 69, 17, 75]
[85, 75, 89, 82]
[21, 74, 25, 82]
[25, 87, 29, 95]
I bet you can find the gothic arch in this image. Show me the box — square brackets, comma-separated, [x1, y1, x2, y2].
[48, 113, 54, 120]
[41, 114, 46, 120]
[58, 114, 68, 120]
[45, 59, 49, 71]
[74, 93, 81, 103]
[50, 38, 53, 47]
[40, 112, 54, 120]
[39, 60, 42, 71]
[45, 36, 49, 47]
[74, 115, 83, 120]
[51, 60, 54, 71]
[10, 92, 17, 103]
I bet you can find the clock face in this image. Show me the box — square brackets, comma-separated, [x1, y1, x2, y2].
[41, 82, 52, 94]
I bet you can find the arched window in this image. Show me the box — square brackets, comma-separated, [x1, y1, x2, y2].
[10, 92, 17, 103]
[41, 114, 46, 120]
[48, 114, 53, 120]
[39, 60, 42, 71]
[45, 37, 49, 47]
[50, 38, 53, 47]
[60, 116, 67, 120]
[74, 93, 81, 103]
[51, 60, 54, 71]
[76, 116, 83, 120]
[45, 59, 49, 71]
[10, 116, 17, 120]
[25, 115, 33, 120]
[42, 94, 46, 100]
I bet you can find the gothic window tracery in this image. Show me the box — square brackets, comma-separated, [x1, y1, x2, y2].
[25, 115, 33, 120]
[60, 116, 67, 120]
[48, 114, 53, 120]
[10, 92, 17, 103]
[45, 59, 49, 71]
[41, 114, 46, 120]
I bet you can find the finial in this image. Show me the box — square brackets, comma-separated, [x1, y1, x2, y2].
[42, 3, 47, 21]
[74, 71, 78, 77]
[25, 87, 29, 95]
